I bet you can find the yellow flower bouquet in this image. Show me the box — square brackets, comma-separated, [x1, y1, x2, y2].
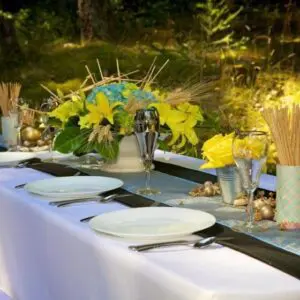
[201, 133, 235, 169]
[201, 132, 276, 169]
[46, 59, 211, 161]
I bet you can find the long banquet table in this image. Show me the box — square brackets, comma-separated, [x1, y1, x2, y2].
[0, 150, 300, 300]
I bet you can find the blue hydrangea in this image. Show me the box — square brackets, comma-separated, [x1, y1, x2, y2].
[87, 82, 158, 104]
[87, 83, 127, 103]
[130, 90, 157, 102]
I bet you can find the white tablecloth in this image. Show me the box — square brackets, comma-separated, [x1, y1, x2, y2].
[0, 167, 300, 300]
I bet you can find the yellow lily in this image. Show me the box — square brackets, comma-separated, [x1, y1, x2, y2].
[168, 117, 199, 146]
[48, 97, 84, 124]
[150, 103, 186, 127]
[168, 103, 203, 146]
[151, 102, 201, 147]
[177, 102, 204, 123]
[79, 92, 123, 128]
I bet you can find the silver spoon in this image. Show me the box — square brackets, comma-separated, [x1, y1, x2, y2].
[129, 236, 232, 252]
[49, 193, 131, 207]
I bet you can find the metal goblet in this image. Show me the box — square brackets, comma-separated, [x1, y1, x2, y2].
[134, 108, 160, 195]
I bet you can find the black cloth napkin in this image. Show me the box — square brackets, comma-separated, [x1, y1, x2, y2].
[26, 161, 300, 280]
[25, 160, 88, 177]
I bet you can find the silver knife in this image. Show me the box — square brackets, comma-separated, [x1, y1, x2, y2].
[129, 237, 233, 252]
[49, 193, 131, 207]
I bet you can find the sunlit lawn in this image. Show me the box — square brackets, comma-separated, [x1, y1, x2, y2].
[2, 41, 216, 106]
[1, 33, 300, 108]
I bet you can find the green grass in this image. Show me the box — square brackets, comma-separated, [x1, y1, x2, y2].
[2, 35, 299, 109]
[1, 40, 214, 107]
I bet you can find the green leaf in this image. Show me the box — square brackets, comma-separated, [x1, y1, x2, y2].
[158, 139, 170, 152]
[53, 127, 90, 153]
[115, 111, 134, 134]
[95, 140, 119, 161]
[64, 116, 80, 127]
[47, 117, 62, 128]
[73, 141, 96, 157]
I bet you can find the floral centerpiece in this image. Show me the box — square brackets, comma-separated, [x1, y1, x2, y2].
[47, 59, 212, 161]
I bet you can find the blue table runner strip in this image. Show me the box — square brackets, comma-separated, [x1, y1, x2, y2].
[99, 162, 300, 257]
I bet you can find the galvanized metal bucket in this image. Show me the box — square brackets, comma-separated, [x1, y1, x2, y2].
[216, 166, 243, 205]
[276, 165, 300, 230]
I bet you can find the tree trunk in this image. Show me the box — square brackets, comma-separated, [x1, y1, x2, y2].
[0, 1, 23, 61]
[77, 0, 93, 43]
[93, 0, 112, 40]
[283, 0, 294, 39]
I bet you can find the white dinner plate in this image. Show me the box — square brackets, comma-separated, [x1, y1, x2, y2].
[89, 207, 216, 239]
[0, 152, 36, 167]
[25, 176, 123, 199]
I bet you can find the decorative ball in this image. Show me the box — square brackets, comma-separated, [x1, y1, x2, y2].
[203, 186, 215, 196]
[233, 197, 248, 206]
[212, 184, 221, 195]
[253, 198, 265, 210]
[23, 140, 35, 147]
[45, 139, 52, 145]
[21, 127, 41, 142]
[254, 210, 263, 221]
[264, 198, 272, 206]
[204, 181, 213, 188]
[19, 146, 30, 152]
[43, 133, 53, 142]
[260, 204, 274, 220]
[37, 139, 45, 146]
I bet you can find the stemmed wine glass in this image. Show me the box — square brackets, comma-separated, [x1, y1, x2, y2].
[232, 130, 268, 233]
[134, 108, 160, 195]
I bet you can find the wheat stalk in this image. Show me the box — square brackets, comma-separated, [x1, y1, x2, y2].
[0, 82, 22, 116]
[165, 80, 218, 105]
[0, 83, 10, 116]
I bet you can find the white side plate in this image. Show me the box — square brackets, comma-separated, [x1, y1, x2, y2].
[25, 176, 123, 199]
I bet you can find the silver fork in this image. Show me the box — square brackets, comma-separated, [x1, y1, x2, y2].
[49, 193, 131, 207]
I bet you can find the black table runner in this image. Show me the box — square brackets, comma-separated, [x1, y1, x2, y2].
[26, 160, 300, 280]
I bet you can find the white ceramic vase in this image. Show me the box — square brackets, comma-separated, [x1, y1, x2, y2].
[100, 135, 145, 173]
